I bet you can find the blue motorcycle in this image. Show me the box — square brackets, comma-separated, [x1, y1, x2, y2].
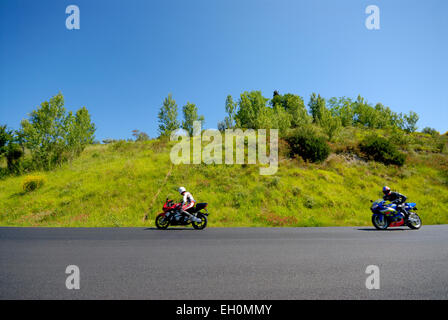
[370, 199, 422, 230]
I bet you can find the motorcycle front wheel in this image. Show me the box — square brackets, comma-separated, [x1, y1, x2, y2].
[192, 213, 207, 230]
[155, 214, 170, 230]
[407, 212, 422, 230]
[372, 214, 389, 230]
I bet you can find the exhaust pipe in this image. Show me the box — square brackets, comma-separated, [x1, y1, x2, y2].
[182, 210, 202, 223]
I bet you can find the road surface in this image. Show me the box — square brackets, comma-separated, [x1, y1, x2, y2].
[1, 225, 447, 299]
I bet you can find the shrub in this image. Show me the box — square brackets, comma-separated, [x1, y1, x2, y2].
[436, 139, 447, 153]
[388, 129, 411, 150]
[303, 195, 316, 208]
[0, 167, 9, 179]
[111, 140, 132, 152]
[422, 127, 439, 137]
[6, 144, 24, 174]
[286, 127, 330, 163]
[266, 176, 280, 188]
[359, 135, 406, 166]
[22, 175, 45, 192]
[291, 186, 301, 196]
[319, 108, 341, 141]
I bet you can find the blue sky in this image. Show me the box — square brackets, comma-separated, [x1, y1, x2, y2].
[1, 0, 447, 141]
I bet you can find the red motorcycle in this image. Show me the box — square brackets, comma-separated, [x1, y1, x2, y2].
[155, 198, 209, 230]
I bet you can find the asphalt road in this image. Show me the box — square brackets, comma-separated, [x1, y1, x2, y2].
[1, 225, 448, 299]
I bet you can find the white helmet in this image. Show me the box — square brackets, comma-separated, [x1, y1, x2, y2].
[178, 187, 186, 194]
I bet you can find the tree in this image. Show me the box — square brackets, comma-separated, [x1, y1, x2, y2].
[391, 112, 404, 129]
[158, 94, 180, 137]
[217, 121, 226, 132]
[422, 127, 439, 136]
[328, 97, 354, 127]
[20, 93, 96, 170]
[20, 93, 68, 169]
[271, 104, 292, 135]
[224, 95, 237, 129]
[218, 95, 238, 131]
[132, 130, 150, 141]
[252, 104, 292, 135]
[253, 105, 275, 130]
[0, 125, 12, 157]
[182, 102, 204, 135]
[235, 91, 269, 129]
[66, 107, 96, 157]
[1, 125, 25, 173]
[319, 107, 342, 141]
[351, 96, 406, 130]
[308, 93, 342, 140]
[402, 111, 419, 133]
[352, 95, 378, 128]
[373, 103, 396, 129]
[5, 143, 23, 173]
[308, 93, 326, 123]
[138, 132, 150, 141]
[271, 92, 310, 127]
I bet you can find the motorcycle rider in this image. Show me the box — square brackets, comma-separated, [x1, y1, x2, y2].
[382, 186, 408, 219]
[177, 187, 201, 223]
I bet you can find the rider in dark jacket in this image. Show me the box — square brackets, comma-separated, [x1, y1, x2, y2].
[383, 186, 407, 203]
[382, 186, 408, 217]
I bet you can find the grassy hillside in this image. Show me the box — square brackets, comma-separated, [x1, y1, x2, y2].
[0, 127, 447, 227]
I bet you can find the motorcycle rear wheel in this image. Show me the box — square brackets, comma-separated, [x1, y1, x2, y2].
[192, 213, 207, 230]
[372, 214, 389, 230]
[155, 214, 170, 230]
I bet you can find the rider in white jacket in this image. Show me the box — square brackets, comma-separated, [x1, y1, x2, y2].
[178, 187, 200, 222]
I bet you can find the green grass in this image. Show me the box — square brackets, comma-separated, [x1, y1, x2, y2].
[0, 128, 447, 227]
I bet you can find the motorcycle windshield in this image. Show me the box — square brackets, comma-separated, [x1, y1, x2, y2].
[371, 199, 384, 210]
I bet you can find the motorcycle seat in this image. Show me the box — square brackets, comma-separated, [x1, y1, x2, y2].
[195, 203, 208, 211]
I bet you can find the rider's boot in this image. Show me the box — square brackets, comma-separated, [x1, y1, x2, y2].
[398, 206, 408, 220]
